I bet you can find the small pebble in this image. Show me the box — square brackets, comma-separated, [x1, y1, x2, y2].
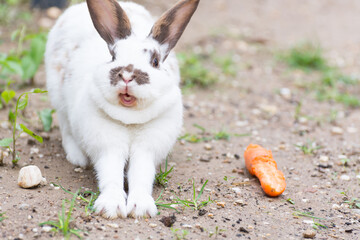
[204, 144, 213, 150]
[279, 88, 291, 100]
[332, 204, 341, 210]
[32, 228, 38, 233]
[20, 132, 28, 138]
[234, 199, 246, 206]
[30, 147, 39, 155]
[303, 229, 316, 238]
[199, 155, 211, 162]
[107, 223, 119, 229]
[319, 155, 329, 162]
[19, 203, 30, 210]
[74, 167, 84, 173]
[340, 175, 350, 181]
[208, 213, 214, 218]
[182, 224, 193, 229]
[42, 226, 52, 232]
[331, 126, 343, 135]
[216, 202, 226, 208]
[232, 187, 241, 194]
[149, 223, 157, 228]
[18, 165, 43, 189]
[298, 117, 308, 124]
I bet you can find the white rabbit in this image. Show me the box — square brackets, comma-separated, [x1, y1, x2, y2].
[45, 0, 200, 218]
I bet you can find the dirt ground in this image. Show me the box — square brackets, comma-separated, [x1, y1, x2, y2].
[1, 0, 360, 239]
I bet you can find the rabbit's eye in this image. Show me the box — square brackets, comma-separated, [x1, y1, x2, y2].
[152, 57, 159, 68]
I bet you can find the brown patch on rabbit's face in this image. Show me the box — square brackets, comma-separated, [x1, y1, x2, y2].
[110, 65, 149, 85]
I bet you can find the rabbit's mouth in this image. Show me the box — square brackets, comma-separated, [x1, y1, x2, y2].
[119, 93, 137, 107]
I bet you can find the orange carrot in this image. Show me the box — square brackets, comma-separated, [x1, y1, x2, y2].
[244, 144, 286, 197]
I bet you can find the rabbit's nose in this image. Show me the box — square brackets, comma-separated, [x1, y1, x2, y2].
[119, 71, 134, 84]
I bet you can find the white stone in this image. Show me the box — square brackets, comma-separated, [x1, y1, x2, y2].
[340, 175, 350, 181]
[298, 117, 308, 124]
[319, 155, 329, 162]
[204, 144, 213, 150]
[20, 132, 28, 138]
[232, 187, 241, 194]
[107, 223, 119, 228]
[331, 127, 343, 135]
[18, 165, 43, 188]
[42, 226, 52, 232]
[74, 167, 84, 173]
[332, 204, 341, 210]
[303, 220, 314, 225]
[338, 155, 347, 159]
[19, 203, 29, 210]
[30, 147, 39, 155]
[182, 224, 193, 229]
[149, 223, 157, 228]
[280, 88, 291, 100]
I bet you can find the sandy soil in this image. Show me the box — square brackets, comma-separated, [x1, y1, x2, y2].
[1, 0, 360, 239]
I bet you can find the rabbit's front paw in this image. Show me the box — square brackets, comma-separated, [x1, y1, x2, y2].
[94, 190, 127, 219]
[126, 192, 157, 218]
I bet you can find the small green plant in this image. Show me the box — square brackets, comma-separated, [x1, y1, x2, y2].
[171, 228, 189, 240]
[0, 27, 47, 89]
[280, 42, 360, 108]
[340, 191, 360, 209]
[213, 130, 231, 141]
[0, 212, 6, 222]
[155, 158, 174, 188]
[178, 133, 206, 143]
[175, 179, 212, 211]
[177, 52, 217, 89]
[286, 198, 295, 205]
[223, 176, 235, 182]
[39, 190, 83, 239]
[179, 124, 247, 143]
[0, 88, 47, 166]
[38, 108, 56, 132]
[209, 226, 226, 238]
[213, 54, 237, 76]
[313, 221, 328, 230]
[280, 42, 327, 71]
[155, 189, 178, 212]
[295, 140, 322, 155]
[52, 183, 99, 216]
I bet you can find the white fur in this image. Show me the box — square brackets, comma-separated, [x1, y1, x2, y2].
[46, 1, 183, 218]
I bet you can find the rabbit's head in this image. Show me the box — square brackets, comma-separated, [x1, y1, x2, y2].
[86, 0, 199, 109]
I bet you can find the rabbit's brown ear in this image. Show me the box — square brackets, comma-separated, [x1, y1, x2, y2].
[149, 0, 200, 60]
[87, 0, 131, 47]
